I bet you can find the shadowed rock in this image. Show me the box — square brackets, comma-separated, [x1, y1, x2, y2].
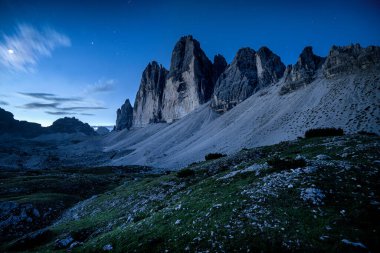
[212, 54, 227, 84]
[323, 44, 380, 78]
[133, 61, 168, 127]
[49, 117, 97, 136]
[115, 99, 133, 130]
[280, 46, 324, 95]
[212, 47, 285, 112]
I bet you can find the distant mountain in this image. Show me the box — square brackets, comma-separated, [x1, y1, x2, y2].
[0, 108, 97, 137]
[49, 117, 97, 136]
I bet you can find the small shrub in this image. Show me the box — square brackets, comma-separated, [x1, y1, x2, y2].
[267, 157, 307, 171]
[176, 168, 195, 178]
[205, 153, 227, 161]
[304, 128, 344, 138]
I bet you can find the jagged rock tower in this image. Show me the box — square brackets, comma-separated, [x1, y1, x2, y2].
[160, 35, 215, 123]
[115, 99, 133, 130]
[133, 61, 168, 127]
[211, 47, 285, 112]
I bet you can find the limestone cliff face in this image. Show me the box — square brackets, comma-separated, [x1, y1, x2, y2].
[115, 99, 133, 130]
[133, 62, 168, 127]
[280, 47, 324, 95]
[323, 44, 380, 78]
[212, 47, 285, 112]
[161, 35, 214, 123]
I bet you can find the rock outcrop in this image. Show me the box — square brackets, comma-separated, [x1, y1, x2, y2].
[280, 46, 324, 95]
[49, 117, 97, 136]
[212, 47, 285, 112]
[161, 35, 214, 123]
[133, 62, 168, 127]
[323, 44, 380, 78]
[115, 99, 133, 130]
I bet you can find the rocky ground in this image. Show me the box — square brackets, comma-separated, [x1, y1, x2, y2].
[1, 133, 378, 252]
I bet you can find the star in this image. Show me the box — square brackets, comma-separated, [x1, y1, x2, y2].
[91, 41, 94, 45]
[7, 49, 14, 54]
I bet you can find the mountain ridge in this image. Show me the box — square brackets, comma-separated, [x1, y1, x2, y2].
[116, 36, 379, 130]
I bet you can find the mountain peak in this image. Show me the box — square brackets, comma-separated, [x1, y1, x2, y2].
[161, 35, 214, 122]
[133, 61, 168, 127]
[281, 46, 324, 95]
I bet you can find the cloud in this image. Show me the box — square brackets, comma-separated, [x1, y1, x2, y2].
[0, 100, 9, 106]
[60, 106, 107, 111]
[0, 24, 71, 72]
[18, 90, 107, 116]
[19, 102, 59, 109]
[45, 111, 75, 115]
[84, 79, 116, 94]
[19, 92, 82, 102]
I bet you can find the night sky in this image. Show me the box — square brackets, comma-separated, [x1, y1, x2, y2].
[0, 0, 379, 126]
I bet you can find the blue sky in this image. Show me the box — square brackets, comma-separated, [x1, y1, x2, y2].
[0, 0, 379, 126]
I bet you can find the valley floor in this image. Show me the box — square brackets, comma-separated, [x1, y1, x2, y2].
[1, 133, 379, 252]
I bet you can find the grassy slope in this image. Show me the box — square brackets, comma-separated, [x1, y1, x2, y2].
[3, 134, 380, 252]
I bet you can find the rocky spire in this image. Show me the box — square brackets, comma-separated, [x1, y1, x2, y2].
[115, 99, 133, 130]
[212, 47, 285, 112]
[284, 46, 324, 84]
[280, 46, 324, 95]
[256, 47, 286, 86]
[133, 61, 168, 127]
[161, 35, 214, 123]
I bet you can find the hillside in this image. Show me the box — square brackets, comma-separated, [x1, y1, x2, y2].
[102, 69, 379, 169]
[2, 134, 379, 252]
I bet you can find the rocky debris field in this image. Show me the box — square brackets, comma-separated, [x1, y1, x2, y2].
[1, 133, 379, 252]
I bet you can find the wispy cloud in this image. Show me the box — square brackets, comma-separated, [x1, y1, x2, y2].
[18, 102, 59, 109]
[0, 24, 71, 72]
[84, 79, 116, 94]
[45, 111, 95, 116]
[19, 92, 81, 102]
[45, 111, 73, 115]
[0, 100, 9, 106]
[18, 90, 107, 117]
[60, 106, 107, 111]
